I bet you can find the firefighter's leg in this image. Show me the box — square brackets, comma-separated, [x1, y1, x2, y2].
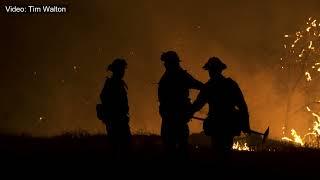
[117, 123, 131, 156]
[218, 135, 233, 164]
[176, 124, 189, 160]
[211, 135, 231, 162]
[106, 123, 118, 160]
[161, 121, 176, 158]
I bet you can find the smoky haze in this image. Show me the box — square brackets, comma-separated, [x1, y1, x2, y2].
[1, 0, 320, 138]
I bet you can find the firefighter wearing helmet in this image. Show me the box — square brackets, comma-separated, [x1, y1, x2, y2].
[158, 51, 204, 157]
[191, 57, 250, 155]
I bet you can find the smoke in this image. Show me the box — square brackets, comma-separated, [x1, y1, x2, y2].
[2, 0, 320, 138]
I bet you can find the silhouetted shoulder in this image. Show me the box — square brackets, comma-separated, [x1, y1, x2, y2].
[181, 70, 204, 89]
[203, 81, 212, 89]
[181, 70, 193, 79]
[102, 78, 127, 89]
[225, 77, 240, 89]
[121, 79, 128, 90]
[103, 77, 111, 86]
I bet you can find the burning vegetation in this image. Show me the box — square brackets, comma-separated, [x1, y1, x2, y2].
[232, 18, 320, 150]
[279, 17, 320, 147]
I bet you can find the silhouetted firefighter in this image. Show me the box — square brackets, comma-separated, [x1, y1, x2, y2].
[158, 51, 203, 158]
[191, 57, 250, 156]
[97, 58, 131, 154]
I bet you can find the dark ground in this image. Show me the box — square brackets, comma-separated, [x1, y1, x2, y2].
[1, 133, 320, 177]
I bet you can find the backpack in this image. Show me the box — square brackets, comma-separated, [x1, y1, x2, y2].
[96, 103, 105, 121]
[203, 78, 246, 136]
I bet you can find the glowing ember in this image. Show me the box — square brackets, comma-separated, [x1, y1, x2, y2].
[311, 20, 317, 27]
[305, 72, 312, 81]
[306, 106, 311, 112]
[306, 26, 311, 32]
[308, 41, 314, 49]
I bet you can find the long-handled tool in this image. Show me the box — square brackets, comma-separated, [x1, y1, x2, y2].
[192, 116, 270, 143]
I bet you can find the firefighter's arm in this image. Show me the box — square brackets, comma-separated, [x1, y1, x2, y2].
[185, 71, 204, 90]
[100, 78, 110, 104]
[234, 83, 250, 132]
[191, 86, 208, 114]
[191, 79, 204, 90]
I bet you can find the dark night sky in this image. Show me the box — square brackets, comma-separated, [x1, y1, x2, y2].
[2, 0, 320, 137]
